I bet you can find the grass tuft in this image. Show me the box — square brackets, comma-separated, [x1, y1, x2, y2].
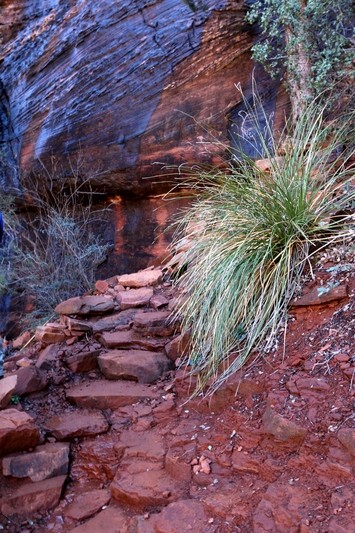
[170, 98, 355, 395]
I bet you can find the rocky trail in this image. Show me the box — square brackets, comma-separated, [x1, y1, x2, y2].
[0, 258, 354, 532]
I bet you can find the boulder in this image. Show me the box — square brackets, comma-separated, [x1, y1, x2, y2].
[2, 442, 69, 482]
[98, 349, 171, 383]
[66, 380, 159, 409]
[0, 475, 66, 518]
[45, 410, 109, 440]
[0, 375, 17, 409]
[0, 408, 40, 456]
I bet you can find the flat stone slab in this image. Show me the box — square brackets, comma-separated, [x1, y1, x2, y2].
[98, 349, 171, 383]
[68, 505, 132, 533]
[110, 461, 184, 508]
[291, 284, 348, 307]
[0, 475, 66, 518]
[2, 442, 69, 482]
[118, 288, 153, 310]
[64, 488, 111, 521]
[44, 410, 109, 440]
[133, 310, 174, 337]
[88, 309, 137, 333]
[97, 330, 167, 351]
[118, 268, 162, 288]
[66, 380, 159, 409]
[0, 408, 40, 457]
[55, 295, 116, 316]
[0, 375, 17, 409]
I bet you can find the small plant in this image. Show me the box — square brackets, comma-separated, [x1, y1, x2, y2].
[0, 161, 111, 328]
[246, 0, 354, 122]
[170, 96, 354, 395]
[10, 394, 20, 405]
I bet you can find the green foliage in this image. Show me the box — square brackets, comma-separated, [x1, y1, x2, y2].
[246, 0, 354, 109]
[171, 98, 354, 395]
[0, 170, 111, 328]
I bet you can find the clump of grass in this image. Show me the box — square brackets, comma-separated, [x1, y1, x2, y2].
[171, 98, 354, 395]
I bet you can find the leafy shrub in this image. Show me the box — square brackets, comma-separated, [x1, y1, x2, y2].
[0, 168, 111, 328]
[170, 99, 355, 395]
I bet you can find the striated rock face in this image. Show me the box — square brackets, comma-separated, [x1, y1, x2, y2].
[0, 0, 285, 195]
[0, 0, 287, 277]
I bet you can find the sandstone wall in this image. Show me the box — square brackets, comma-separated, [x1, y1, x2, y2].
[0, 0, 287, 272]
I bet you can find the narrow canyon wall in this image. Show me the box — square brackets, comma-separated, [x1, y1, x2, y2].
[0, 0, 287, 273]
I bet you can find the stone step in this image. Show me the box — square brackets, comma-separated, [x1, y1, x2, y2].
[110, 460, 186, 509]
[66, 380, 159, 409]
[0, 475, 66, 518]
[2, 442, 69, 482]
[98, 349, 171, 383]
[0, 408, 40, 457]
[44, 410, 109, 440]
[97, 330, 168, 351]
[68, 505, 132, 533]
[133, 310, 175, 337]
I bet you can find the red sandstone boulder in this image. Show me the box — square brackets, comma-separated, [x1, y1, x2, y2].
[0, 408, 40, 456]
[2, 442, 69, 481]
